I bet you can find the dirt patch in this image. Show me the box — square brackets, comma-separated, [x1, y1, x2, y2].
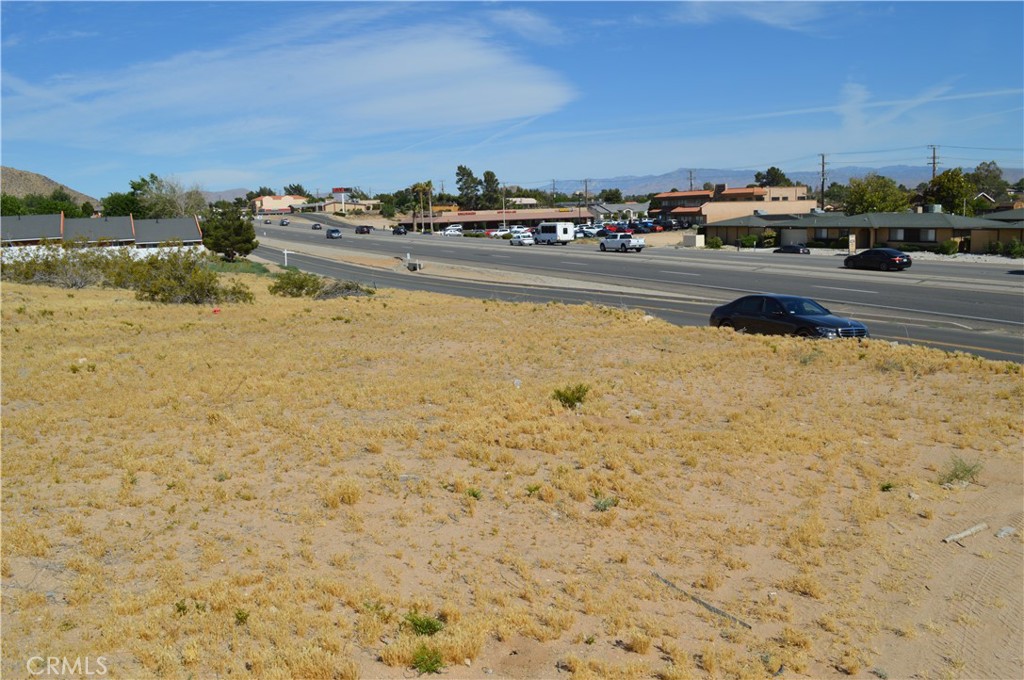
[2, 279, 1021, 679]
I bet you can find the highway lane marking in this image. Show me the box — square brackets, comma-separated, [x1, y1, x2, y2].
[660, 270, 701, 276]
[814, 285, 878, 294]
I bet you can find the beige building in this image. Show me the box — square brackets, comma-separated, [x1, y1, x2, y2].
[252, 195, 310, 215]
[650, 185, 817, 225]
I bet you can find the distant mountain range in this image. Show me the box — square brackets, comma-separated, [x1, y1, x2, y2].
[4, 164, 1021, 207]
[565, 165, 1024, 197]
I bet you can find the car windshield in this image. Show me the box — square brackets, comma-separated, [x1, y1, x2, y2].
[783, 298, 829, 315]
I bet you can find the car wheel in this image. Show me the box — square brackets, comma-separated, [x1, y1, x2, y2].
[636, 247, 643, 252]
[844, 259, 853, 268]
[795, 328, 813, 338]
[600, 243, 607, 251]
[619, 244, 627, 252]
[881, 262, 892, 271]
[719, 320, 733, 329]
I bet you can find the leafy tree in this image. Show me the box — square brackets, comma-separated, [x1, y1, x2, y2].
[844, 173, 909, 214]
[754, 166, 794, 187]
[455, 165, 481, 210]
[1, 194, 26, 215]
[598, 188, 623, 203]
[702, 182, 715, 190]
[965, 161, 1009, 201]
[283, 183, 311, 198]
[923, 168, 974, 215]
[202, 206, 258, 261]
[246, 187, 277, 201]
[20, 190, 85, 217]
[134, 174, 206, 219]
[480, 171, 501, 209]
[81, 201, 95, 216]
[101, 191, 144, 217]
[823, 182, 849, 209]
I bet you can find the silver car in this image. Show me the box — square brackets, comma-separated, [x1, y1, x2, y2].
[510, 233, 535, 246]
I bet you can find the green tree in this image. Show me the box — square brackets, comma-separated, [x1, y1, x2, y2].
[101, 191, 143, 217]
[1, 194, 26, 215]
[480, 171, 501, 209]
[246, 187, 277, 201]
[923, 168, 974, 215]
[965, 161, 1009, 201]
[754, 167, 794, 187]
[823, 182, 849, 210]
[455, 165, 481, 210]
[21, 190, 85, 217]
[283, 183, 311, 198]
[598, 188, 623, 203]
[202, 206, 258, 261]
[844, 173, 909, 214]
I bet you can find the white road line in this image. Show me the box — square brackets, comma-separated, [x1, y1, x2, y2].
[814, 285, 878, 294]
[660, 270, 700, 276]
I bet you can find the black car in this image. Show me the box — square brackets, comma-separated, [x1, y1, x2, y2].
[710, 294, 869, 338]
[311, 223, 322, 230]
[325, 228, 342, 239]
[354, 225, 373, 234]
[774, 244, 810, 254]
[844, 248, 912, 271]
[392, 226, 408, 235]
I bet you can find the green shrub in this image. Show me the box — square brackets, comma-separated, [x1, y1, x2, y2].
[268, 270, 324, 297]
[937, 455, 982, 485]
[936, 239, 959, 255]
[1006, 238, 1024, 259]
[705, 236, 723, 249]
[404, 611, 444, 636]
[739, 234, 759, 248]
[411, 644, 443, 674]
[552, 383, 590, 409]
[986, 241, 1004, 255]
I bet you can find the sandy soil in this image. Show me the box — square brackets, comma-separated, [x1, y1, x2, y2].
[2, 268, 1021, 680]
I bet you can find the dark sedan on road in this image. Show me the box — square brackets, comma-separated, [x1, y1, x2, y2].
[354, 225, 373, 234]
[710, 294, 869, 338]
[392, 226, 407, 235]
[311, 223, 322, 230]
[844, 248, 912, 271]
[773, 244, 810, 254]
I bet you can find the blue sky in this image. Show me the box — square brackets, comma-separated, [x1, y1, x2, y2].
[2, 1, 1022, 200]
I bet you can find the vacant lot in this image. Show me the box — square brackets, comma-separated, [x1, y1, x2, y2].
[2, 275, 1021, 680]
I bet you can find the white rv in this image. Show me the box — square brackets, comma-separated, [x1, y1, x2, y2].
[534, 221, 575, 245]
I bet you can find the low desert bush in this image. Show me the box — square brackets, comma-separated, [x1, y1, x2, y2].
[552, 383, 590, 409]
[936, 239, 959, 255]
[268, 270, 375, 299]
[937, 455, 982, 485]
[705, 236, 723, 249]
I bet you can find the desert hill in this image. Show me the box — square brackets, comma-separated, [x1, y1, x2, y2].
[0, 166, 99, 205]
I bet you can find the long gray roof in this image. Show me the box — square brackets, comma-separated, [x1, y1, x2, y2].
[0, 213, 204, 245]
[739, 212, 1011, 230]
[0, 214, 63, 243]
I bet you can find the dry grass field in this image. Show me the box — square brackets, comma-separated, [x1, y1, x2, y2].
[2, 273, 1022, 680]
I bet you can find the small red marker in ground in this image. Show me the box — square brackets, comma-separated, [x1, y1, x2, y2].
[212, 308, 221, 314]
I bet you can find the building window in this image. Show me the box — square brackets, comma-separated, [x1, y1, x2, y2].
[815, 228, 828, 239]
[890, 228, 904, 241]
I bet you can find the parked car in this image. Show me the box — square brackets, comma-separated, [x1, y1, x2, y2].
[392, 226, 408, 235]
[491, 228, 512, 238]
[773, 244, 810, 254]
[844, 248, 912, 271]
[600, 233, 645, 252]
[510, 232, 535, 246]
[709, 294, 869, 338]
[442, 227, 464, 237]
[326, 228, 342, 239]
[263, 219, 271, 224]
[579, 225, 600, 238]
[311, 223, 322, 230]
[279, 219, 289, 226]
[354, 225, 373, 234]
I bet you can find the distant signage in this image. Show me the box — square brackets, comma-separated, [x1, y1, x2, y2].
[457, 211, 477, 215]
[332, 187, 349, 193]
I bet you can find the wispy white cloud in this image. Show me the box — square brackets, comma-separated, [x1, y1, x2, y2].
[671, 1, 830, 33]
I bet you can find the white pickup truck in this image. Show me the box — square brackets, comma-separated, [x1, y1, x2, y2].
[599, 232, 646, 252]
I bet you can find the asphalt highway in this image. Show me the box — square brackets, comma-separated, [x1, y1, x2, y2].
[252, 215, 1024, 363]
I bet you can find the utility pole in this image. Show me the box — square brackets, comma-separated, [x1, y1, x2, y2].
[583, 179, 590, 224]
[819, 154, 827, 210]
[551, 180, 557, 206]
[929, 145, 939, 179]
[688, 170, 695, 191]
